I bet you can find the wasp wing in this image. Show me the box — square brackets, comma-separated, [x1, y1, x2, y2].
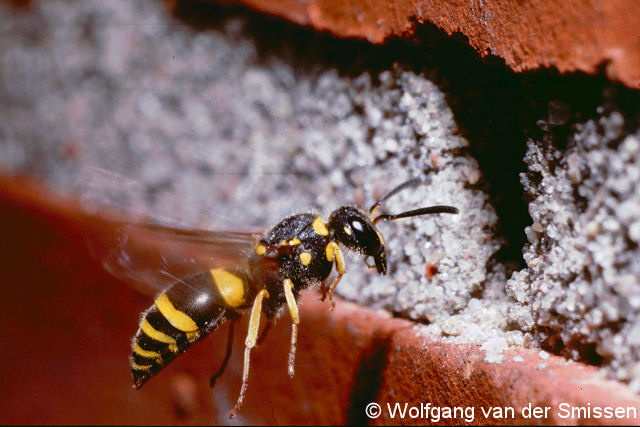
[74, 166, 264, 297]
[90, 220, 261, 298]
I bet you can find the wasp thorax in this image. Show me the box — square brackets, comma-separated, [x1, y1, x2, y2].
[328, 206, 387, 274]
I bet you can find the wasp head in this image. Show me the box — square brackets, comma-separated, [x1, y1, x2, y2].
[328, 206, 387, 275]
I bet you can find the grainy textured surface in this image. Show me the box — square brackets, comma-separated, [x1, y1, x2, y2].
[508, 100, 640, 390]
[205, 0, 640, 89]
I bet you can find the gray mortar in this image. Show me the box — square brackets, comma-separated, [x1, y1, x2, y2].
[508, 109, 640, 390]
[2, 0, 640, 393]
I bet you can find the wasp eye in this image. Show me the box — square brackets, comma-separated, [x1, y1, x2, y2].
[350, 219, 364, 232]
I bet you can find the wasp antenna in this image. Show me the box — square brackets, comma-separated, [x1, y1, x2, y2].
[373, 205, 459, 225]
[369, 177, 423, 216]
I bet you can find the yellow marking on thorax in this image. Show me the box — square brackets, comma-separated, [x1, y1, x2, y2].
[168, 344, 178, 353]
[299, 252, 312, 266]
[131, 360, 151, 372]
[313, 217, 329, 236]
[155, 293, 199, 333]
[210, 268, 245, 307]
[141, 319, 176, 344]
[133, 343, 160, 359]
[376, 231, 384, 245]
[278, 237, 301, 247]
[343, 226, 352, 235]
[255, 243, 266, 256]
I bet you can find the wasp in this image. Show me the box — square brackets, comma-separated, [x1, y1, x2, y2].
[100, 176, 457, 418]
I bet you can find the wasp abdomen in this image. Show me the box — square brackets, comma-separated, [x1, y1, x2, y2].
[130, 268, 251, 388]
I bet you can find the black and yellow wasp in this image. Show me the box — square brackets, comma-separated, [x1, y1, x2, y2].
[93, 174, 457, 418]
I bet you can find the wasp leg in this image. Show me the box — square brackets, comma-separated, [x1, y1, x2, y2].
[319, 281, 328, 302]
[209, 316, 238, 388]
[256, 317, 272, 346]
[229, 289, 269, 419]
[325, 241, 345, 310]
[283, 278, 299, 378]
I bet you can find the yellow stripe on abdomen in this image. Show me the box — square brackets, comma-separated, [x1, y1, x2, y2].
[155, 293, 199, 333]
[131, 360, 152, 372]
[140, 319, 176, 344]
[210, 268, 245, 307]
[133, 343, 160, 359]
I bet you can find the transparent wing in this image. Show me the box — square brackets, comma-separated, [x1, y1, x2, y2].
[75, 166, 263, 297]
[89, 219, 261, 297]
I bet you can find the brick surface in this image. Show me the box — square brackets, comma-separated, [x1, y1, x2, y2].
[204, 0, 640, 88]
